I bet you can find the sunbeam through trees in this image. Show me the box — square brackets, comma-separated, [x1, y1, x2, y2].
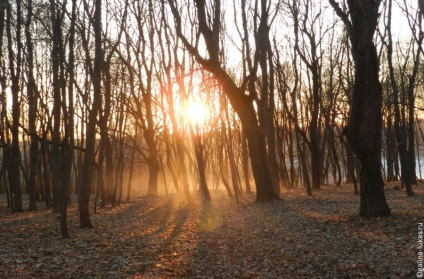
[0, 0, 424, 278]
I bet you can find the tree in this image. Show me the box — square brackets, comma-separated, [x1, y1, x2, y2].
[248, 0, 282, 194]
[49, 0, 64, 213]
[0, 0, 10, 206]
[25, 0, 38, 211]
[329, 0, 390, 217]
[166, 0, 279, 202]
[6, 0, 24, 212]
[275, 52, 312, 195]
[192, 125, 212, 202]
[60, 0, 78, 239]
[79, 0, 104, 228]
[385, 0, 422, 197]
[116, 0, 162, 199]
[98, 1, 126, 206]
[289, 0, 323, 191]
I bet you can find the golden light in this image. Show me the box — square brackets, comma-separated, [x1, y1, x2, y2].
[183, 98, 209, 128]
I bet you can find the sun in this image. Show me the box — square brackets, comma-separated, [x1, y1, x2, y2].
[184, 98, 209, 128]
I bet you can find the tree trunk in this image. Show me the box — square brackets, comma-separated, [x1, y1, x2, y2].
[126, 129, 137, 201]
[50, 0, 62, 213]
[41, 135, 52, 209]
[147, 155, 160, 197]
[350, 45, 390, 217]
[25, 0, 38, 211]
[241, 130, 252, 193]
[256, 0, 280, 194]
[59, 0, 77, 238]
[6, 0, 23, 212]
[193, 131, 211, 202]
[385, 107, 397, 182]
[79, 0, 103, 228]
[387, 0, 415, 197]
[100, 60, 115, 205]
[330, 0, 390, 217]
[0, 1, 7, 200]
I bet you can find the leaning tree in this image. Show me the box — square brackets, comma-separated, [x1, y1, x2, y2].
[166, 0, 279, 202]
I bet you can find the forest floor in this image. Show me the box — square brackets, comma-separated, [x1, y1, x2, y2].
[0, 183, 423, 279]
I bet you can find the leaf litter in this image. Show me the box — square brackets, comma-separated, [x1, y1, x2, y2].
[0, 182, 423, 278]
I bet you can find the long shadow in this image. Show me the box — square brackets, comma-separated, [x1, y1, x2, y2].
[184, 190, 419, 278]
[0, 194, 193, 278]
[92, 195, 193, 278]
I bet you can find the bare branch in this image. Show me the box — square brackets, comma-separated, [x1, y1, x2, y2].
[328, 0, 353, 38]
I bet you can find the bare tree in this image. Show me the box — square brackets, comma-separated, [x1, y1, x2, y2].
[329, 0, 390, 217]
[249, 0, 282, 194]
[25, 0, 38, 211]
[385, 0, 422, 197]
[0, 0, 10, 206]
[49, 0, 64, 213]
[6, 0, 24, 212]
[60, 0, 78, 238]
[79, 0, 104, 228]
[166, 0, 278, 202]
[288, 0, 325, 191]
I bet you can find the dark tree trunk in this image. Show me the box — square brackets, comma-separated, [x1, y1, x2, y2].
[79, 0, 103, 228]
[385, 107, 397, 182]
[405, 17, 423, 188]
[330, 0, 390, 217]
[387, 0, 415, 197]
[0, 0, 7, 200]
[41, 136, 52, 209]
[59, 0, 77, 238]
[50, 0, 62, 213]
[6, 0, 23, 212]
[343, 134, 359, 194]
[257, 0, 280, 195]
[241, 104, 279, 202]
[351, 46, 390, 217]
[25, 0, 37, 211]
[100, 60, 115, 205]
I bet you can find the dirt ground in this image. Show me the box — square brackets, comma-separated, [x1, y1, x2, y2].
[0, 183, 423, 278]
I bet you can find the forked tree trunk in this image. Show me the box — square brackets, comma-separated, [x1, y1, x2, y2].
[167, 0, 278, 202]
[256, 0, 280, 195]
